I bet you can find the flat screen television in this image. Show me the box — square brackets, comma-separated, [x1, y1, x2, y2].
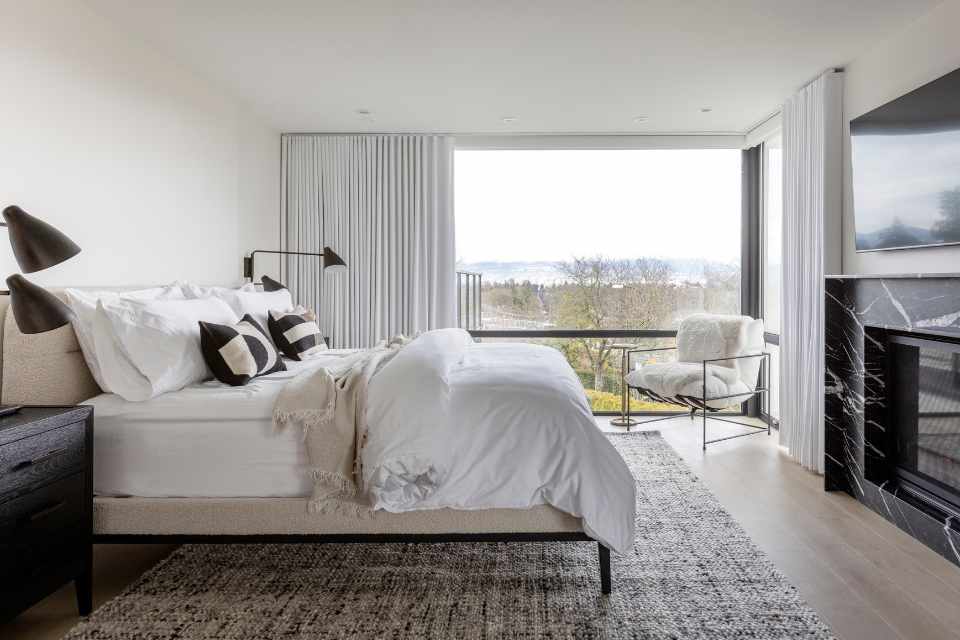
[851, 67, 960, 252]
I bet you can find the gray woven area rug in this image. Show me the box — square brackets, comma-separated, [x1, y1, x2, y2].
[66, 433, 834, 639]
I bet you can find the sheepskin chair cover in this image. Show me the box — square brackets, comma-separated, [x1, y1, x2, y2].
[626, 314, 764, 410]
[677, 313, 764, 386]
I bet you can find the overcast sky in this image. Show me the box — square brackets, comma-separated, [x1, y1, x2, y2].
[455, 149, 742, 264]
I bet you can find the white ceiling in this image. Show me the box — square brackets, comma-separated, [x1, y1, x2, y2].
[86, 0, 940, 134]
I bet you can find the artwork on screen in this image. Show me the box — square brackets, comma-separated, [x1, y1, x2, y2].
[851, 66, 960, 252]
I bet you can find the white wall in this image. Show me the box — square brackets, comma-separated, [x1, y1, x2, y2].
[0, 0, 279, 288]
[842, 0, 960, 275]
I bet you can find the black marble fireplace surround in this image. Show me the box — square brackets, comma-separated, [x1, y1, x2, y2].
[825, 274, 960, 568]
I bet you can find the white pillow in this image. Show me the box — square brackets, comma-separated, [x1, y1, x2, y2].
[91, 308, 155, 401]
[99, 297, 239, 400]
[179, 282, 256, 298]
[64, 285, 182, 390]
[228, 289, 294, 335]
[183, 286, 293, 341]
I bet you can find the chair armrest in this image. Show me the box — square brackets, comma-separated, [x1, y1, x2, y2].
[701, 352, 770, 395]
[626, 346, 677, 354]
[701, 352, 768, 364]
[626, 346, 677, 370]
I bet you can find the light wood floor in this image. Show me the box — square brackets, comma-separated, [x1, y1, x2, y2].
[4, 416, 960, 640]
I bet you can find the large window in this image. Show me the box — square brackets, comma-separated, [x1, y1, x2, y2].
[761, 134, 782, 422]
[455, 148, 743, 412]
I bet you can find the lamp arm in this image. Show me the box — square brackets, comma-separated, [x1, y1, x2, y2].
[244, 249, 326, 280]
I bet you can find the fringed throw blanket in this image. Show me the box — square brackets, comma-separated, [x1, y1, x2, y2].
[273, 337, 409, 516]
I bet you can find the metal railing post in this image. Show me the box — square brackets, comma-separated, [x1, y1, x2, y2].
[478, 274, 482, 330]
[465, 275, 471, 331]
[456, 271, 484, 331]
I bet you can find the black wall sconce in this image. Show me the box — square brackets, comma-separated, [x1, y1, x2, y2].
[2, 205, 81, 334]
[243, 247, 347, 287]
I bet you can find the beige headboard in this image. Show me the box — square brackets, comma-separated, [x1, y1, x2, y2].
[0, 290, 101, 406]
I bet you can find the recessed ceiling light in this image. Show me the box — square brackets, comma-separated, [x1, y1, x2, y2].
[501, 116, 518, 124]
[700, 107, 712, 113]
[633, 116, 649, 123]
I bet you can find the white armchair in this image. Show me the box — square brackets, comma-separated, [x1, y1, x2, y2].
[624, 313, 770, 449]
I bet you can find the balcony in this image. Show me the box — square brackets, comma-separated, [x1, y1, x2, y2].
[457, 271, 739, 415]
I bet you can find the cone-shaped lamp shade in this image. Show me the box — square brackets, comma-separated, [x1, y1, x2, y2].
[261, 275, 286, 291]
[2, 206, 81, 274]
[6, 274, 74, 334]
[322, 247, 347, 273]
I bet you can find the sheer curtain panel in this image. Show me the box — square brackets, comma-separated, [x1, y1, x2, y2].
[779, 71, 843, 474]
[280, 135, 456, 348]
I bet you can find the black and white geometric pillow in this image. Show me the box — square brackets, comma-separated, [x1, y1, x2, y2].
[199, 314, 286, 386]
[268, 306, 327, 361]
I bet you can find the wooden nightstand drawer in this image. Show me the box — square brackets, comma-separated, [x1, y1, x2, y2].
[0, 421, 86, 498]
[0, 407, 93, 622]
[0, 472, 86, 540]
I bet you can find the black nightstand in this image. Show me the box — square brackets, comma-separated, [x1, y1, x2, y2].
[0, 406, 94, 622]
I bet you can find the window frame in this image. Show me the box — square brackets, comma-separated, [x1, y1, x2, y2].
[454, 136, 753, 416]
[759, 132, 783, 425]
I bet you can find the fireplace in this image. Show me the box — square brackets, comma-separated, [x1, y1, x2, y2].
[826, 275, 960, 568]
[886, 332, 960, 518]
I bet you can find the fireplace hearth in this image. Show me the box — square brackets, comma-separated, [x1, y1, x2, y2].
[825, 274, 960, 568]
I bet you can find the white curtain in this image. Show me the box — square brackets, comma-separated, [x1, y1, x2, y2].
[280, 134, 456, 348]
[779, 71, 842, 473]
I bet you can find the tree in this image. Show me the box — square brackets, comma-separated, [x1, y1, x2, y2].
[482, 279, 543, 327]
[702, 262, 740, 314]
[878, 216, 921, 248]
[552, 256, 675, 390]
[933, 187, 960, 244]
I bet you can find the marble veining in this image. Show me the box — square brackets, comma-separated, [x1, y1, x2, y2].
[825, 273, 960, 280]
[825, 276, 960, 568]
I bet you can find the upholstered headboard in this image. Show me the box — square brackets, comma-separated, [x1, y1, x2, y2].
[0, 290, 101, 405]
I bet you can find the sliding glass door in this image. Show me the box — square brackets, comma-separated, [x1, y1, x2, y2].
[454, 147, 744, 413]
[761, 134, 782, 424]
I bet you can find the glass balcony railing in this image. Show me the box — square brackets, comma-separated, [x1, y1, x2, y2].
[454, 270, 744, 416]
[470, 333, 685, 414]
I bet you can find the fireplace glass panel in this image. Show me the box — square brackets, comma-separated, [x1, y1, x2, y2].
[890, 335, 960, 503]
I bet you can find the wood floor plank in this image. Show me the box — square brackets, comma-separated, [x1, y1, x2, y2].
[628, 416, 960, 640]
[770, 549, 905, 640]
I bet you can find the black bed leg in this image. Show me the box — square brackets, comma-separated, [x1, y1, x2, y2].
[598, 543, 611, 594]
[76, 564, 92, 616]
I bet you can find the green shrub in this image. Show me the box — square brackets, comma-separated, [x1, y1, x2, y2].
[584, 389, 678, 413]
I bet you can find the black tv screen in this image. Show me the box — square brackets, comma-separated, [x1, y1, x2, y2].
[851, 67, 960, 252]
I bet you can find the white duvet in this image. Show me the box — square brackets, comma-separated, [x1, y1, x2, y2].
[361, 329, 637, 554]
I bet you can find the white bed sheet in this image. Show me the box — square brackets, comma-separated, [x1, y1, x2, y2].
[87, 352, 357, 498]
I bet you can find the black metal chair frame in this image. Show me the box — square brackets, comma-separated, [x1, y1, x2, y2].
[625, 346, 772, 451]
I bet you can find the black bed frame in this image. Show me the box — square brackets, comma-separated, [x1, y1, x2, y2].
[94, 532, 613, 594]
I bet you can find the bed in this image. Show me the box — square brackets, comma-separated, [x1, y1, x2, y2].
[0, 291, 634, 593]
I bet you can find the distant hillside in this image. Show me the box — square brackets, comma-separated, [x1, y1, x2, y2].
[456, 259, 739, 285]
[856, 224, 936, 251]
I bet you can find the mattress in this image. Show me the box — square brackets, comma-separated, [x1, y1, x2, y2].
[87, 351, 358, 498]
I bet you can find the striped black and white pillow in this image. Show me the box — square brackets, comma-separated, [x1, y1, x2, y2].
[268, 306, 327, 361]
[199, 314, 286, 386]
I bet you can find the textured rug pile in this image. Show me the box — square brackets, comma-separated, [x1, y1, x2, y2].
[66, 433, 834, 639]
